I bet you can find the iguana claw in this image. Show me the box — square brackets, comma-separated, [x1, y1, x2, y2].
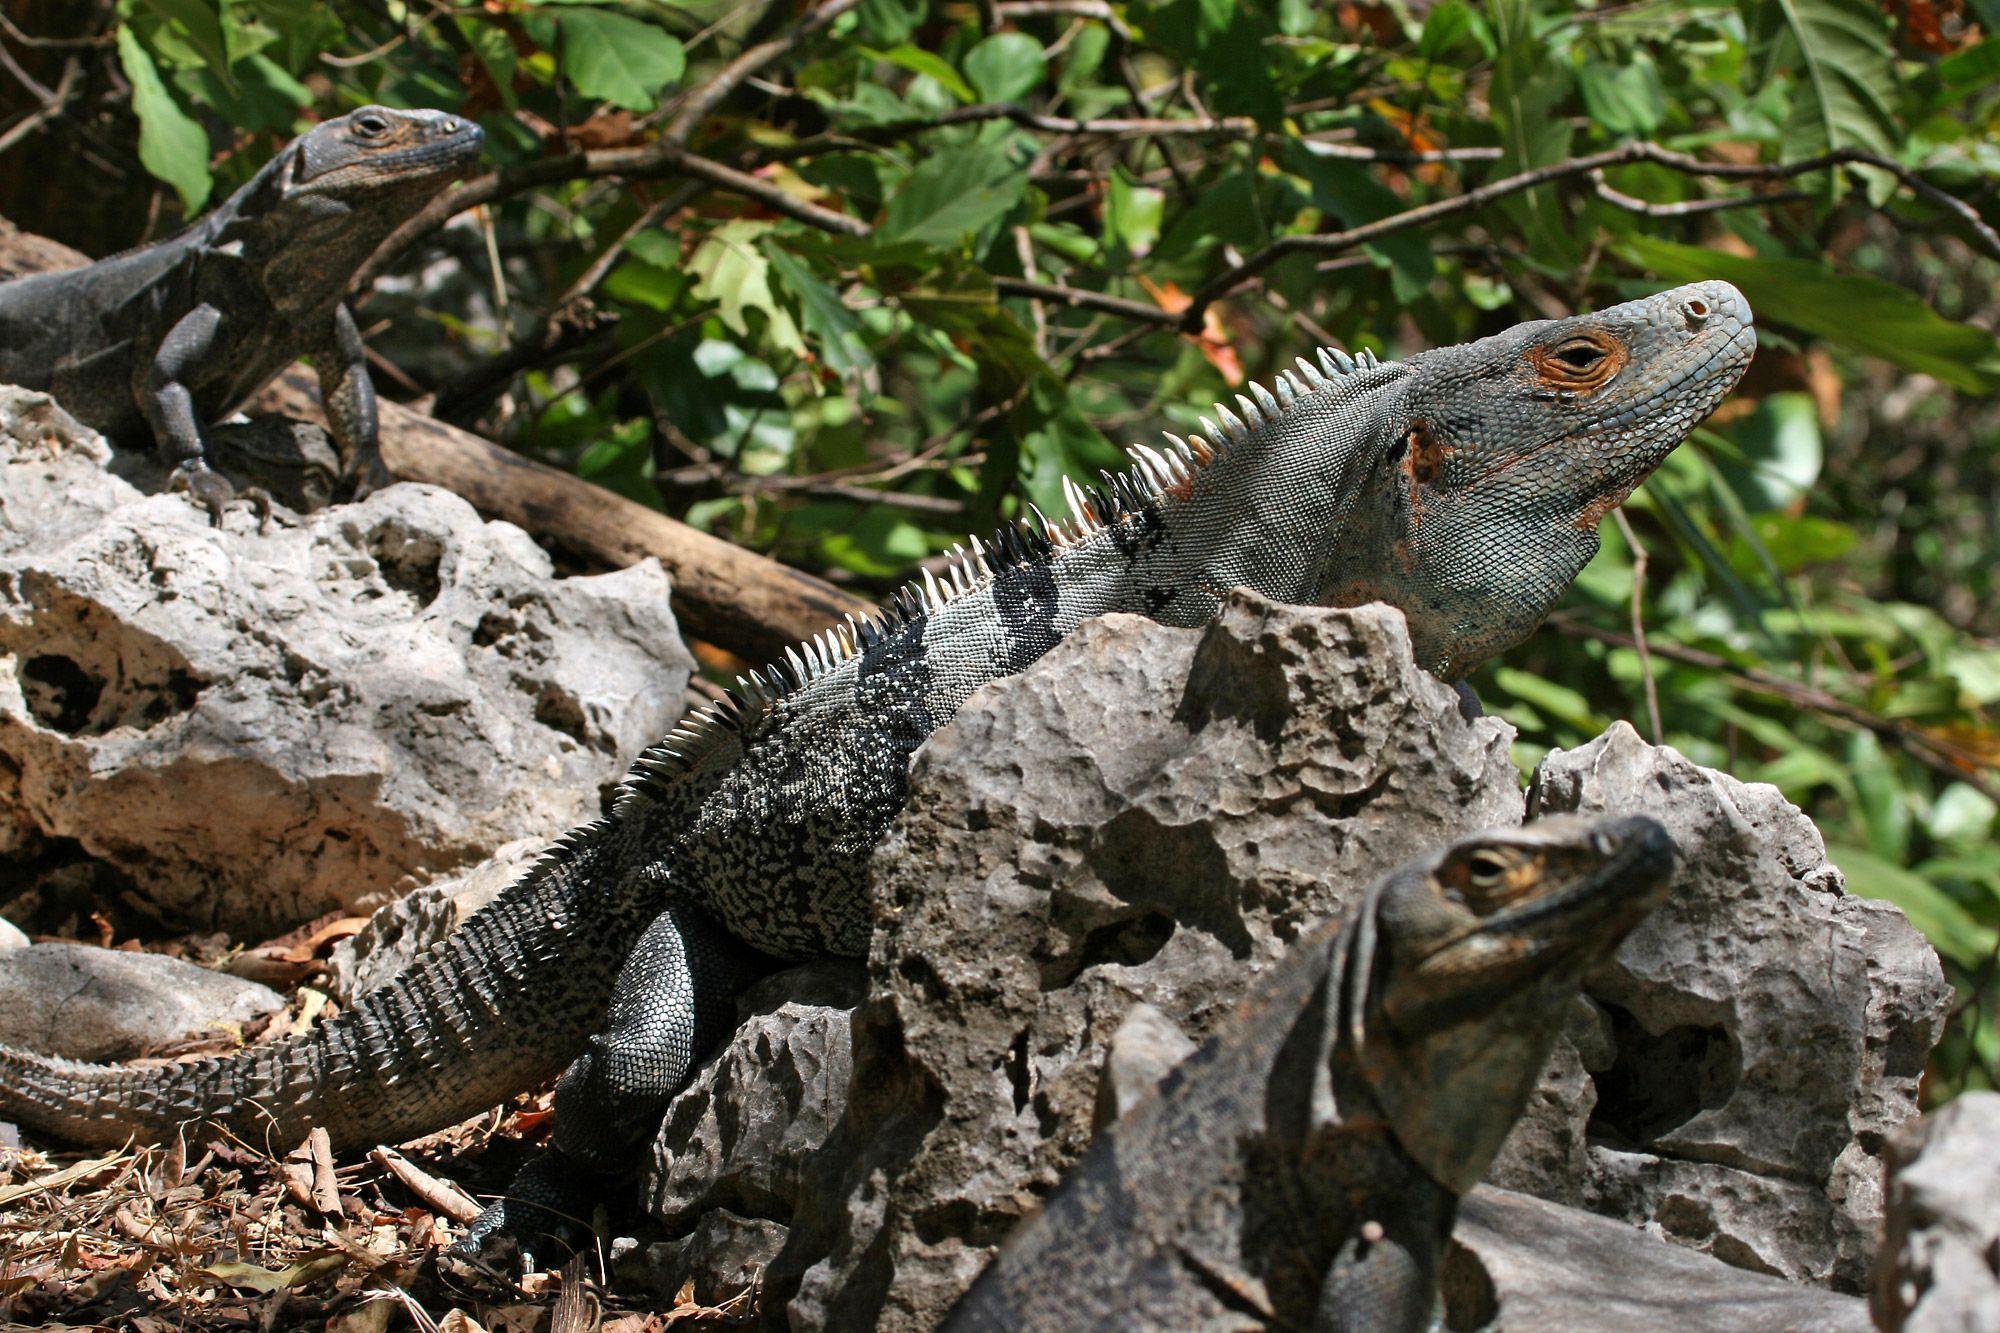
[166, 462, 237, 527]
[445, 1151, 594, 1275]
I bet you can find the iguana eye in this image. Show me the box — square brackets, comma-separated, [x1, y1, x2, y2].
[355, 113, 390, 136]
[1465, 851, 1511, 888]
[1554, 341, 1604, 370]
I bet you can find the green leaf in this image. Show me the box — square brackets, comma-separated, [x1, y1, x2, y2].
[1934, 37, 2000, 102]
[687, 220, 806, 357]
[1750, 0, 1899, 178]
[765, 244, 877, 388]
[1576, 54, 1666, 136]
[857, 0, 925, 45]
[558, 9, 685, 113]
[1625, 237, 2000, 393]
[964, 33, 1046, 102]
[1104, 168, 1164, 260]
[138, 0, 234, 83]
[117, 28, 213, 212]
[1830, 843, 1998, 968]
[865, 44, 976, 103]
[879, 141, 1028, 247]
[1489, 0, 1575, 263]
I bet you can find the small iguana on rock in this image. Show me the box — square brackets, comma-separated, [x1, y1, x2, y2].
[0, 283, 1753, 1260]
[946, 815, 1678, 1333]
[0, 106, 482, 519]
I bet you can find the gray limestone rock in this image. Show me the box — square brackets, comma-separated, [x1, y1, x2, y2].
[0, 386, 694, 932]
[781, 593, 1523, 1330]
[1450, 1186, 1872, 1331]
[643, 961, 865, 1235]
[634, 600, 1950, 1326]
[1872, 1091, 2000, 1332]
[1506, 722, 1954, 1289]
[0, 941, 283, 1061]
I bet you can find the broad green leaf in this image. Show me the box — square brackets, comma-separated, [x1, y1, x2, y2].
[865, 44, 976, 103]
[687, 220, 806, 357]
[1749, 0, 1899, 184]
[1488, 0, 1575, 263]
[1625, 237, 2000, 393]
[879, 141, 1028, 247]
[765, 245, 877, 388]
[117, 28, 213, 212]
[139, 0, 234, 83]
[857, 0, 925, 45]
[1927, 783, 1998, 846]
[1934, 38, 2000, 102]
[965, 33, 1046, 103]
[557, 9, 684, 113]
[1104, 168, 1164, 260]
[1576, 55, 1665, 136]
[1830, 843, 1998, 967]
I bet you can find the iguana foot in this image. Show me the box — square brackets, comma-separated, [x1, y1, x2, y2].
[350, 449, 393, 502]
[445, 1150, 598, 1274]
[165, 463, 237, 526]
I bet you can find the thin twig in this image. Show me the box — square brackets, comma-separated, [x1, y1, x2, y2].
[1184, 142, 2000, 329]
[993, 276, 1177, 326]
[1544, 614, 2000, 804]
[0, 55, 77, 157]
[1612, 509, 1663, 743]
[1591, 170, 1812, 218]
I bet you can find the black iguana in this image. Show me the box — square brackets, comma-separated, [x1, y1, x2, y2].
[946, 814, 1678, 1332]
[0, 283, 1753, 1258]
[0, 105, 482, 519]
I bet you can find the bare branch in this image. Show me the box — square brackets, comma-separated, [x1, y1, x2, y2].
[1183, 141, 2000, 329]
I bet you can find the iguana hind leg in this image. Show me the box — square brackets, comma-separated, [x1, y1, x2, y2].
[449, 903, 769, 1264]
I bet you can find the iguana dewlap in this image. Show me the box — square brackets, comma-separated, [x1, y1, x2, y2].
[0, 105, 481, 519]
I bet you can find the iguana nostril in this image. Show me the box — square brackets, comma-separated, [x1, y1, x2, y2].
[1682, 297, 1710, 327]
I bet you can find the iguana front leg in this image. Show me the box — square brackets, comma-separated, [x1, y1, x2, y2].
[141, 303, 235, 523]
[450, 903, 768, 1267]
[318, 303, 389, 498]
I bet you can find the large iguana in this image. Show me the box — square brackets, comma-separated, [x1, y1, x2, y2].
[0, 105, 482, 519]
[946, 814, 1677, 1332]
[0, 283, 1754, 1258]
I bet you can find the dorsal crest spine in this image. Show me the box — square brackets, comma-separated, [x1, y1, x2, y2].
[613, 345, 1397, 810]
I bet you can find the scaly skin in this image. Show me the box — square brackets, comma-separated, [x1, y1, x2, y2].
[0, 105, 482, 518]
[946, 815, 1679, 1332]
[0, 284, 1753, 1257]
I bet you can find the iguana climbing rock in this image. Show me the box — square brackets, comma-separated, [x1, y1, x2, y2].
[946, 815, 1678, 1333]
[0, 105, 481, 519]
[0, 283, 1753, 1258]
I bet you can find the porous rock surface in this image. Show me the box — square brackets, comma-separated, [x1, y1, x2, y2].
[0, 388, 693, 932]
[1871, 1091, 2000, 1331]
[1450, 1187, 1871, 1331]
[633, 592, 1950, 1329]
[0, 941, 283, 1062]
[1512, 723, 1953, 1289]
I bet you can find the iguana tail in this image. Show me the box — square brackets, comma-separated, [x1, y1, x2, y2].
[0, 820, 642, 1156]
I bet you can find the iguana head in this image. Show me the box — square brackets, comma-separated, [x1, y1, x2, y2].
[287, 105, 485, 201]
[1319, 282, 1755, 679]
[1341, 814, 1675, 1194]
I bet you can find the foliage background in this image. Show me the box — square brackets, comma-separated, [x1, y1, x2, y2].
[2, 0, 1997, 1100]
